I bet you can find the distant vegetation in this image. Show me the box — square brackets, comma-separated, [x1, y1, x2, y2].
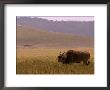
[17, 26, 94, 48]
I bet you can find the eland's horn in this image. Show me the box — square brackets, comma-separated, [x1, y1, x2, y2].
[59, 51, 61, 54]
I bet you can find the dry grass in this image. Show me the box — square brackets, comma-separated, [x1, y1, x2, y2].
[16, 47, 94, 74]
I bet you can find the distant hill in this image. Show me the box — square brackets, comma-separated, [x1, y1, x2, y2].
[17, 26, 94, 48]
[17, 17, 94, 37]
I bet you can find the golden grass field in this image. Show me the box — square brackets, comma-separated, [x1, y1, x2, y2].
[16, 47, 94, 74]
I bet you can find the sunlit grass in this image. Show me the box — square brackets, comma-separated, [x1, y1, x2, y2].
[16, 47, 94, 74]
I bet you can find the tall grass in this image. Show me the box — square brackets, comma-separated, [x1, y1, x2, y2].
[16, 48, 94, 74]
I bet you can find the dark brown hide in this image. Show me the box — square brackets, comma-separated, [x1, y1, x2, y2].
[58, 50, 90, 65]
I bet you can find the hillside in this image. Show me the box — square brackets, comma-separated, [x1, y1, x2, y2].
[17, 17, 94, 37]
[17, 26, 94, 48]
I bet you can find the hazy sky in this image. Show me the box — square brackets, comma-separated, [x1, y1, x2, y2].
[37, 16, 94, 21]
[17, 16, 94, 21]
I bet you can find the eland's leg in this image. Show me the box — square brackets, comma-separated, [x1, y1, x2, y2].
[86, 59, 90, 65]
[83, 60, 90, 65]
[83, 59, 90, 65]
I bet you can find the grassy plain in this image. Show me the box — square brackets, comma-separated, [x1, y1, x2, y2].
[16, 47, 94, 74]
[16, 26, 94, 74]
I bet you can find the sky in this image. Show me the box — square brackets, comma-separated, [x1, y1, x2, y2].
[36, 16, 94, 21]
[17, 16, 94, 21]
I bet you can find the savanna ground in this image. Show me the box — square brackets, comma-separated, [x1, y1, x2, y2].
[16, 47, 94, 74]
